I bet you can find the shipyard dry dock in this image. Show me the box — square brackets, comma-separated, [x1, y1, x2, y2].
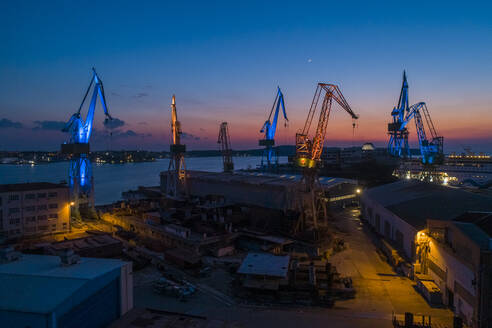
[160, 170, 359, 211]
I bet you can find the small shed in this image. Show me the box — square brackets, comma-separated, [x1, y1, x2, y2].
[237, 253, 290, 290]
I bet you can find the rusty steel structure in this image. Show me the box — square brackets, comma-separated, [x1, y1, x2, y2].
[294, 83, 358, 231]
[166, 95, 187, 197]
[217, 122, 234, 173]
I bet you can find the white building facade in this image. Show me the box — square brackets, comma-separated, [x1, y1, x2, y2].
[0, 183, 70, 240]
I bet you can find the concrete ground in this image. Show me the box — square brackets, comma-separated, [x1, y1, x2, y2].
[133, 207, 455, 328]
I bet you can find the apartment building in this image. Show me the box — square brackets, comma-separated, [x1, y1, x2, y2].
[0, 183, 70, 240]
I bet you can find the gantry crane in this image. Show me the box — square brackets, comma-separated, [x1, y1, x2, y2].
[166, 95, 187, 197]
[387, 72, 444, 165]
[295, 83, 358, 231]
[218, 122, 234, 173]
[62, 68, 112, 209]
[259, 87, 288, 168]
[388, 71, 410, 158]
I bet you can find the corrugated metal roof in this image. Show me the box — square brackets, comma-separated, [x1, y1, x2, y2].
[0, 254, 128, 313]
[454, 222, 491, 249]
[364, 181, 492, 230]
[237, 252, 290, 278]
[0, 182, 68, 193]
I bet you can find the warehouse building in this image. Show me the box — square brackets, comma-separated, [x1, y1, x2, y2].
[161, 170, 358, 211]
[360, 180, 492, 260]
[421, 213, 492, 328]
[0, 250, 133, 328]
[0, 183, 71, 240]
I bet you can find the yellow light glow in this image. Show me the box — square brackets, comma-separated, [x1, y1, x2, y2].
[356, 188, 361, 194]
[70, 201, 75, 206]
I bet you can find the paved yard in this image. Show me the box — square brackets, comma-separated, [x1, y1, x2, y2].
[133, 207, 455, 328]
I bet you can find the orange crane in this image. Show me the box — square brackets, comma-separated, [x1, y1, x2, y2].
[294, 83, 358, 231]
[218, 122, 234, 173]
[166, 95, 187, 197]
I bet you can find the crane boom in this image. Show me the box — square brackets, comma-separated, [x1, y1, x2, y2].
[218, 122, 234, 173]
[296, 83, 358, 168]
[405, 102, 444, 164]
[166, 95, 187, 197]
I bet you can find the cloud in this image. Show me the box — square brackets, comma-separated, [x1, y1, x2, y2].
[307, 58, 312, 63]
[181, 132, 200, 141]
[108, 129, 151, 139]
[104, 117, 125, 130]
[138, 121, 148, 125]
[32, 120, 65, 130]
[199, 128, 206, 132]
[0, 118, 23, 129]
[133, 92, 149, 98]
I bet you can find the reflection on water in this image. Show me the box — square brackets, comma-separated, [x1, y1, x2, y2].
[0, 157, 287, 205]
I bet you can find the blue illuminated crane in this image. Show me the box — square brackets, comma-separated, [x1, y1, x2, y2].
[388, 71, 410, 158]
[62, 68, 112, 207]
[259, 87, 288, 168]
[387, 71, 444, 165]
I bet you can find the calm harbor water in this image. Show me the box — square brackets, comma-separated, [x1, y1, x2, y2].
[0, 156, 287, 205]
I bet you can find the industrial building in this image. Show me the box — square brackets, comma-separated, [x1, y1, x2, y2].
[161, 170, 358, 211]
[0, 251, 132, 328]
[418, 213, 492, 328]
[33, 233, 123, 258]
[360, 180, 492, 260]
[0, 183, 71, 241]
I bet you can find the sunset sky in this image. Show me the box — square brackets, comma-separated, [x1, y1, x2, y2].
[0, 1, 491, 153]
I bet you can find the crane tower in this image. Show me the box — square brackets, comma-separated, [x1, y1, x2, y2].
[166, 95, 187, 197]
[61, 68, 112, 209]
[295, 83, 358, 231]
[218, 122, 234, 173]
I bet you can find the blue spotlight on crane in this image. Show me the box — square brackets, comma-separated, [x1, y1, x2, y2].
[259, 87, 288, 169]
[61, 68, 112, 208]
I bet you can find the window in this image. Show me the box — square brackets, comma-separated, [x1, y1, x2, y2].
[25, 206, 35, 212]
[9, 218, 20, 225]
[0, 196, 2, 206]
[51, 224, 57, 231]
[25, 193, 36, 200]
[37, 205, 47, 211]
[48, 192, 58, 198]
[26, 216, 36, 223]
[62, 222, 67, 228]
[37, 193, 46, 198]
[48, 203, 58, 209]
[8, 208, 20, 215]
[8, 194, 19, 201]
[25, 226, 36, 233]
[49, 213, 58, 219]
[38, 225, 48, 231]
[37, 215, 47, 221]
